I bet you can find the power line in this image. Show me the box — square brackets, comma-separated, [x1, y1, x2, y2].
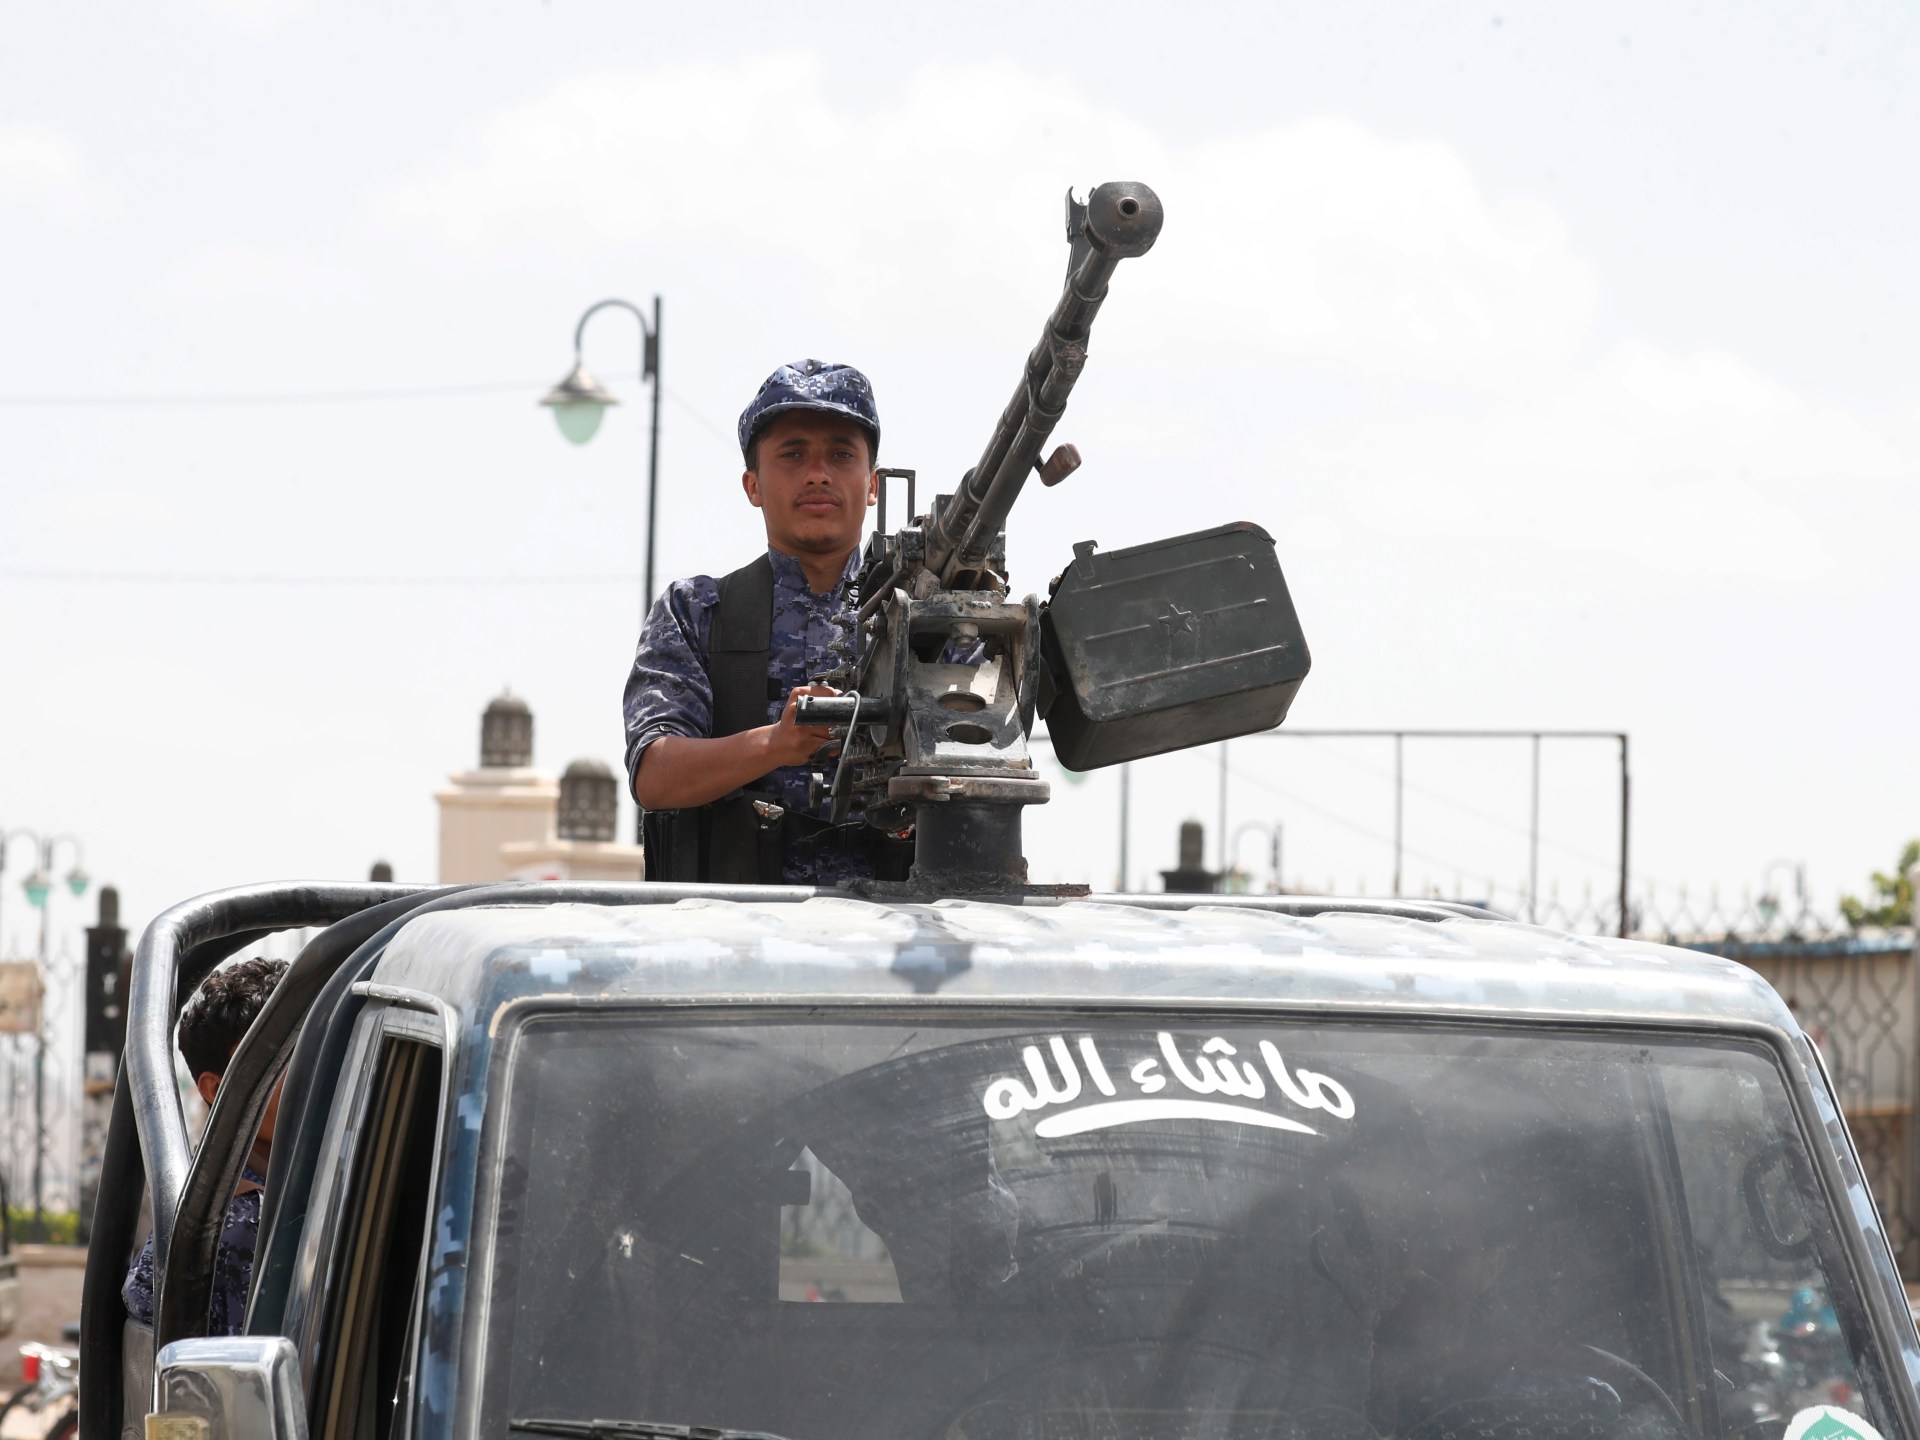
[1030, 730, 1646, 901]
[0, 570, 636, 587]
[662, 385, 735, 447]
[1031, 728, 1490, 887]
[0, 372, 746, 446]
[1225, 761, 1473, 880]
[0, 377, 574, 407]
[1286, 733, 1625, 873]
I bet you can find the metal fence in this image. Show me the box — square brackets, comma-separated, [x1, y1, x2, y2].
[0, 931, 84, 1232]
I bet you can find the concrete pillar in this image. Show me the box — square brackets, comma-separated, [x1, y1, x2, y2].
[1160, 819, 1222, 894]
[436, 691, 559, 883]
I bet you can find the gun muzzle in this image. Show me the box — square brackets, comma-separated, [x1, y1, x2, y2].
[1083, 180, 1164, 259]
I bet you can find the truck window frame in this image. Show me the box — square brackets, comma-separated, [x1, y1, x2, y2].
[285, 996, 449, 1440]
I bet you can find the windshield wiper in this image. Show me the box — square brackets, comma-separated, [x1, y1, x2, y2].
[511, 1419, 798, 1440]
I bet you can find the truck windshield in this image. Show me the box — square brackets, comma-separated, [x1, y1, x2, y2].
[480, 1016, 1896, 1440]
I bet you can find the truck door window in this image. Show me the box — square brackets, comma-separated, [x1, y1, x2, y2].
[315, 1036, 442, 1440]
[1660, 1061, 1883, 1429]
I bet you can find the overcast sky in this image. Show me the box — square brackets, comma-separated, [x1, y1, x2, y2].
[2, 0, 1916, 952]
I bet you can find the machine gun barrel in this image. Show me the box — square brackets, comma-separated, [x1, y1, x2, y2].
[922, 181, 1163, 587]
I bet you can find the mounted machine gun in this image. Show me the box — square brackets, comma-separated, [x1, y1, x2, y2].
[803, 181, 1310, 894]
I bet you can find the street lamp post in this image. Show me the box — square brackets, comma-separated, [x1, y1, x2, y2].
[542, 296, 663, 623]
[0, 830, 38, 960]
[2, 829, 88, 1241]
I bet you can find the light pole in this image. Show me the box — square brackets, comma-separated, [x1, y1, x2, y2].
[542, 296, 663, 624]
[0, 829, 41, 958]
[3, 830, 88, 1241]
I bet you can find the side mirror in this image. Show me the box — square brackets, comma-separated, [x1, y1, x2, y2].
[149, 1336, 307, 1440]
[1742, 1141, 1814, 1260]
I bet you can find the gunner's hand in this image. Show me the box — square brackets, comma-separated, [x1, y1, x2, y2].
[766, 684, 840, 768]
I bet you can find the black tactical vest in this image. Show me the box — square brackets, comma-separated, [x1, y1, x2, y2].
[640, 555, 784, 884]
[640, 555, 911, 886]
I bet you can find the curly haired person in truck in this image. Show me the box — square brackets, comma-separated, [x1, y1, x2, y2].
[122, 956, 287, 1335]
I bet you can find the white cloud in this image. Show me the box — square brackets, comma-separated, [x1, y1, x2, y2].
[143, 243, 359, 310]
[189, 0, 312, 30]
[1283, 514, 1350, 555]
[381, 57, 1167, 343]
[1304, 342, 1907, 579]
[0, 123, 110, 223]
[386, 54, 1913, 584]
[381, 58, 1587, 385]
[1147, 117, 1599, 389]
[387, 56, 837, 249]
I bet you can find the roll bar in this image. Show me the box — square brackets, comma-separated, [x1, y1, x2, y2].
[82, 882, 439, 1440]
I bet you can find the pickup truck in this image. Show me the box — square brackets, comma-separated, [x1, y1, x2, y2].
[79, 880, 1920, 1440]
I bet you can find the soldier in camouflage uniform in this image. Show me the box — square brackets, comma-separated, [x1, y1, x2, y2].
[623, 360, 882, 884]
[123, 956, 287, 1335]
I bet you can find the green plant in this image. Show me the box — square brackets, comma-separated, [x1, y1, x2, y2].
[5, 1207, 80, 1245]
[1841, 839, 1919, 930]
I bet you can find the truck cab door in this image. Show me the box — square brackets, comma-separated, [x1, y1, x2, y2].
[282, 999, 448, 1440]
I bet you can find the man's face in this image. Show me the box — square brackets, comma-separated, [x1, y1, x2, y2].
[743, 411, 878, 559]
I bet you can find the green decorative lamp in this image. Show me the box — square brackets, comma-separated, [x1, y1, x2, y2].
[540, 361, 618, 446]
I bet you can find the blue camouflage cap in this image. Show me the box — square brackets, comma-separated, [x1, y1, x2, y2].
[738, 359, 880, 463]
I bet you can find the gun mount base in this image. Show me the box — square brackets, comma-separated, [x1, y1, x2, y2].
[915, 792, 1028, 887]
[838, 778, 1088, 902]
[887, 773, 1049, 806]
[839, 872, 1093, 903]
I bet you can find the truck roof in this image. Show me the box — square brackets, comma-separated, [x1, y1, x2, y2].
[368, 895, 1796, 1036]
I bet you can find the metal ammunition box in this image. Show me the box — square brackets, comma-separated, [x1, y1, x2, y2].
[1040, 522, 1310, 770]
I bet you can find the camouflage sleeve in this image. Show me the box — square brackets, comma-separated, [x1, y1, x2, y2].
[622, 576, 721, 797]
[207, 1189, 263, 1337]
[122, 1232, 156, 1325]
